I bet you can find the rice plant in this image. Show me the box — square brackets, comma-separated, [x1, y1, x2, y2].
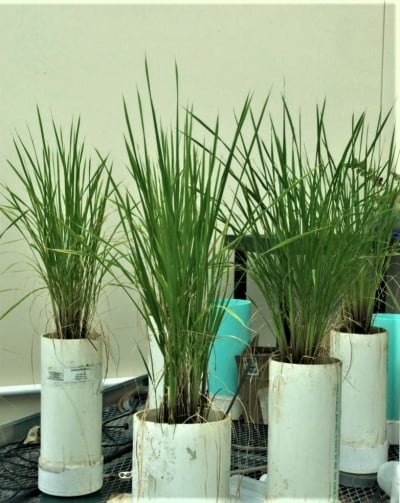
[110, 62, 251, 423]
[1, 109, 113, 339]
[334, 113, 399, 333]
[229, 98, 397, 362]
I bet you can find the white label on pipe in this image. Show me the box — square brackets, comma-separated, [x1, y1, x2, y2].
[47, 369, 64, 381]
[46, 364, 101, 383]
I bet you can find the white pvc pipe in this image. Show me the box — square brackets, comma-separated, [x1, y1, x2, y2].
[0, 376, 135, 397]
[38, 334, 104, 496]
[378, 461, 400, 503]
[266, 357, 341, 502]
[212, 395, 242, 420]
[146, 316, 164, 410]
[0, 384, 42, 396]
[257, 387, 269, 425]
[330, 329, 388, 474]
[132, 408, 231, 502]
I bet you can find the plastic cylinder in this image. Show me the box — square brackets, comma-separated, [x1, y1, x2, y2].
[208, 299, 251, 397]
[330, 329, 388, 474]
[373, 313, 400, 444]
[38, 334, 103, 496]
[266, 357, 341, 502]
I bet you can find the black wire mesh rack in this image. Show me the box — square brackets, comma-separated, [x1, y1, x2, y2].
[0, 391, 398, 502]
[231, 421, 399, 503]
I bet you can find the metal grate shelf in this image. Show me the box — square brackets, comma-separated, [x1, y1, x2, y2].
[1, 397, 398, 502]
[231, 420, 398, 502]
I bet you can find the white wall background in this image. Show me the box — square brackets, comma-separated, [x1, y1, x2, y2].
[0, 1, 397, 421]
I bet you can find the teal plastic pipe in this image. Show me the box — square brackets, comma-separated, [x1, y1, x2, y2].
[208, 299, 251, 397]
[373, 313, 400, 421]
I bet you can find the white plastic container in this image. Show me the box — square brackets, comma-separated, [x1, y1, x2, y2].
[230, 474, 267, 502]
[146, 317, 164, 410]
[330, 329, 388, 474]
[377, 461, 400, 503]
[212, 395, 242, 420]
[257, 387, 269, 424]
[266, 357, 341, 502]
[132, 408, 231, 502]
[38, 334, 103, 496]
